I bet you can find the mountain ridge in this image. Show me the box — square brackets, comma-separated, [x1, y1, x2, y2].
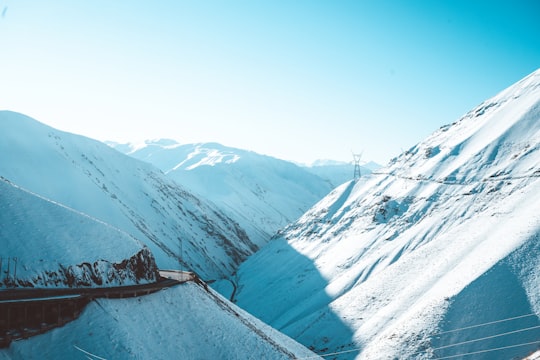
[230, 69, 540, 359]
[109, 140, 335, 247]
[0, 111, 255, 280]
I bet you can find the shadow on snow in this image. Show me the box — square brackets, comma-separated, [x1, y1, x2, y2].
[217, 237, 359, 359]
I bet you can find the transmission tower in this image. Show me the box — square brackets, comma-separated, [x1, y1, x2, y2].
[352, 152, 363, 181]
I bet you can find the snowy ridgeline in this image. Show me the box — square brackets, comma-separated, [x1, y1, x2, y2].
[1, 67, 539, 359]
[108, 140, 337, 248]
[231, 69, 540, 359]
[0, 177, 159, 288]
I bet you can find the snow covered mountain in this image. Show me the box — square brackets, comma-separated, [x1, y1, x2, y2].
[0, 111, 256, 280]
[0, 183, 317, 357]
[108, 140, 333, 247]
[230, 69, 540, 359]
[0, 113, 320, 359]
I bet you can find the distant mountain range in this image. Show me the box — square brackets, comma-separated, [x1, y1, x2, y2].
[108, 140, 353, 247]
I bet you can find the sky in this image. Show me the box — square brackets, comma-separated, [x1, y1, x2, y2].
[0, 1, 539, 165]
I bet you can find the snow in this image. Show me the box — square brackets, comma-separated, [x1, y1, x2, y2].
[0, 113, 320, 359]
[525, 350, 540, 360]
[0, 177, 154, 288]
[2, 67, 539, 359]
[231, 69, 540, 359]
[301, 160, 380, 188]
[0, 282, 319, 359]
[110, 140, 333, 247]
[0, 112, 256, 280]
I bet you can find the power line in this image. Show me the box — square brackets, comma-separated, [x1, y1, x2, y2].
[73, 345, 107, 360]
[352, 152, 363, 182]
[431, 325, 540, 352]
[433, 313, 537, 336]
[300, 347, 359, 359]
[434, 340, 540, 359]
[297, 312, 540, 360]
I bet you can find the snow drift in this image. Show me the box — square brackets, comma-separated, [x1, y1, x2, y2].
[231, 69, 540, 359]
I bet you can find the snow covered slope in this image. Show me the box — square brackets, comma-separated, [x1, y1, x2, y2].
[0, 112, 255, 280]
[0, 282, 319, 359]
[0, 177, 157, 287]
[108, 140, 333, 247]
[232, 69, 540, 359]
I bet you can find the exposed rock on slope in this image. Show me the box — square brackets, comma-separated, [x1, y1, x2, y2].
[0, 177, 158, 288]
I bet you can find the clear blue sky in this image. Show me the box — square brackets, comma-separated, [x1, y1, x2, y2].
[1, 1, 539, 165]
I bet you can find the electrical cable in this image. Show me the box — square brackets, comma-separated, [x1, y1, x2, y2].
[73, 344, 107, 360]
[432, 325, 540, 351]
[296, 312, 540, 360]
[300, 347, 360, 359]
[434, 340, 540, 359]
[433, 313, 537, 336]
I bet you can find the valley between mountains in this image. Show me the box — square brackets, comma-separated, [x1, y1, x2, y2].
[1, 69, 540, 359]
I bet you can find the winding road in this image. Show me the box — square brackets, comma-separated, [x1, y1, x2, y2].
[0, 270, 194, 303]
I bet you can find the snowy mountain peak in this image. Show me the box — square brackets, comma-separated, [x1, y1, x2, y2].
[176, 143, 242, 170]
[144, 138, 180, 147]
[110, 140, 334, 247]
[105, 138, 182, 156]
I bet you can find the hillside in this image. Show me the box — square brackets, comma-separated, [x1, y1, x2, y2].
[0, 280, 319, 359]
[0, 112, 255, 281]
[109, 140, 333, 247]
[0, 114, 320, 359]
[230, 69, 540, 359]
[0, 177, 157, 288]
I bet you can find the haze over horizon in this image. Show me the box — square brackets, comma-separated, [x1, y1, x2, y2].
[1, 1, 539, 165]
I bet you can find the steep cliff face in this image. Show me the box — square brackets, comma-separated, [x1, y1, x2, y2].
[232, 70, 540, 359]
[0, 112, 255, 280]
